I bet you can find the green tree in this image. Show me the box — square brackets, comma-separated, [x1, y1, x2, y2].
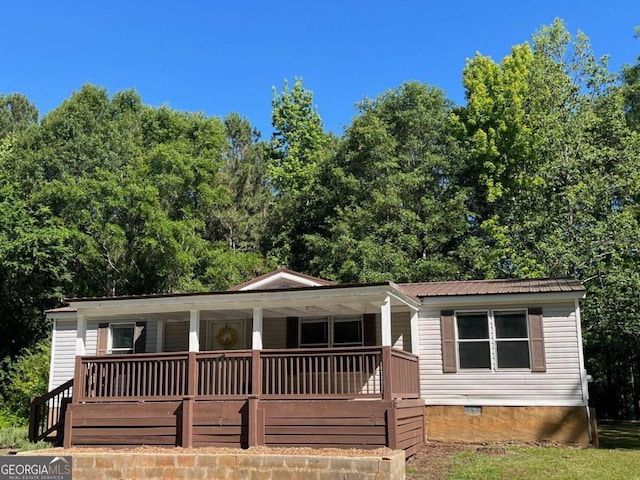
[458, 19, 640, 418]
[0, 183, 71, 360]
[0, 93, 38, 139]
[621, 27, 640, 130]
[265, 78, 334, 270]
[309, 82, 470, 282]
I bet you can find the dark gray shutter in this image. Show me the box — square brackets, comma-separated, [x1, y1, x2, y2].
[97, 323, 109, 356]
[134, 321, 147, 353]
[286, 317, 299, 348]
[363, 313, 376, 346]
[528, 307, 546, 372]
[440, 310, 457, 373]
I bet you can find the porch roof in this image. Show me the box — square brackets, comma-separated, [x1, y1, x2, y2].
[64, 281, 420, 319]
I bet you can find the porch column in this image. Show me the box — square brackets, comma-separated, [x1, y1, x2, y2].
[156, 319, 164, 352]
[381, 296, 392, 346]
[410, 311, 419, 354]
[252, 307, 263, 350]
[189, 310, 200, 352]
[75, 315, 87, 356]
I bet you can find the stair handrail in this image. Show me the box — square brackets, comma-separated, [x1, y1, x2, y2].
[29, 378, 74, 443]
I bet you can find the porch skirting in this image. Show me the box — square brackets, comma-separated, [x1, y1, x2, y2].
[64, 398, 425, 455]
[425, 405, 592, 444]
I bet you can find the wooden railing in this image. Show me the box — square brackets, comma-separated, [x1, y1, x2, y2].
[388, 348, 421, 399]
[71, 347, 419, 403]
[74, 352, 190, 401]
[260, 347, 383, 398]
[29, 378, 73, 443]
[197, 350, 252, 398]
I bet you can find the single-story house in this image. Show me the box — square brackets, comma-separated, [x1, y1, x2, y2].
[31, 268, 592, 453]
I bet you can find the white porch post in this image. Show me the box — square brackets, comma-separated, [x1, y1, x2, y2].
[410, 311, 419, 354]
[381, 296, 392, 346]
[156, 319, 165, 353]
[252, 307, 263, 350]
[189, 310, 200, 352]
[75, 314, 87, 356]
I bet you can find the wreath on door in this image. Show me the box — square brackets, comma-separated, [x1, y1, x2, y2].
[216, 324, 239, 349]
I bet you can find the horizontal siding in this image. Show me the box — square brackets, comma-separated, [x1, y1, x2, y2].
[164, 320, 188, 352]
[263, 317, 286, 349]
[419, 302, 585, 406]
[50, 319, 76, 390]
[86, 319, 98, 355]
[391, 312, 410, 351]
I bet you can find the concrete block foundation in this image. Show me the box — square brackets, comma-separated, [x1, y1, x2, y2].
[425, 405, 591, 444]
[21, 450, 406, 480]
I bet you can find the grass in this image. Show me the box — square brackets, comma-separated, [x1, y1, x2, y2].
[449, 445, 640, 480]
[442, 422, 640, 480]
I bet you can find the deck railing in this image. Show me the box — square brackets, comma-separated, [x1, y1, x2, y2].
[260, 347, 383, 398]
[72, 346, 419, 403]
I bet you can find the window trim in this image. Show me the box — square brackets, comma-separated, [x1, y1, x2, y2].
[454, 309, 531, 371]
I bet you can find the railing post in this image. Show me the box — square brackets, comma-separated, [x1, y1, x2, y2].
[251, 350, 261, 397]
[180, 396, 194, 448]
[387, 398, 398, 450]
[72, 356, 84, 404]
[247, 395, 264, 447]
[28, 397, 38, 443]
[187, 352, 197, 397]
[382, 347, 393, 403]
[63, 407, 73, 448]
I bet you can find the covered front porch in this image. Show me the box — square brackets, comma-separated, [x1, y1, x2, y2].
[61, 347, 423, 453]
[34, 277, 425, 454]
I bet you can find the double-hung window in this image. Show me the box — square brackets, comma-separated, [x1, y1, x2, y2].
[299, 316, 363, 348]
[456, 310, 530, 370]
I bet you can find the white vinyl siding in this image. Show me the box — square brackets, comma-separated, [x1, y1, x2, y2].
[391, 312, 410, 351]
[419, 302, 585, 406]
[48, 319, 77, 391]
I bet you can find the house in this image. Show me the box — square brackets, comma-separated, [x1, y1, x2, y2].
[31, 268, 591, 452]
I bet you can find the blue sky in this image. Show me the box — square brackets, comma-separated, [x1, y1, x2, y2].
[2, 1, 638, 137]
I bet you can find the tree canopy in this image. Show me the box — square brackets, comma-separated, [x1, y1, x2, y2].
[1, 19, 639, 421]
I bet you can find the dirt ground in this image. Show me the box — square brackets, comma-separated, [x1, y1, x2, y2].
[406, 442, 474, 479]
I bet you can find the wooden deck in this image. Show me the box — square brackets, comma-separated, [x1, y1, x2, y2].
[32, 347, 425, 455]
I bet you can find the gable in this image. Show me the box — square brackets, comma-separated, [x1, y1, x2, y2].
[228, 268, 335, 291]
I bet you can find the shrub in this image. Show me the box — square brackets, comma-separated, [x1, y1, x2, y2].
[1, 340, 50, 424]
[0, 426, 49, 450]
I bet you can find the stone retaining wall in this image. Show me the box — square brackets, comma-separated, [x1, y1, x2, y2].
[44, 451, 406, 480]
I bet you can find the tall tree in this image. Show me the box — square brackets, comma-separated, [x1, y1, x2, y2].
[265, 78, 334, 270]
[308, 82, 470, 282]
[458, 19, 640, 418]
[621, 27, 640, 130]
[0, 93, 38, 139]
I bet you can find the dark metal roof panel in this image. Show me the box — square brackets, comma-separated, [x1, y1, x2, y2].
[398, 278, 584, 298]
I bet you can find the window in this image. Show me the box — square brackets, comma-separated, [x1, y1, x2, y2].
[109, 323, 135, 354]
[456, 312, 491, 369]
[494, 311, 530, 369]
[299, 316, 363, 348]
[333, 318, 362, 347]
[455, 310, 530, 370]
